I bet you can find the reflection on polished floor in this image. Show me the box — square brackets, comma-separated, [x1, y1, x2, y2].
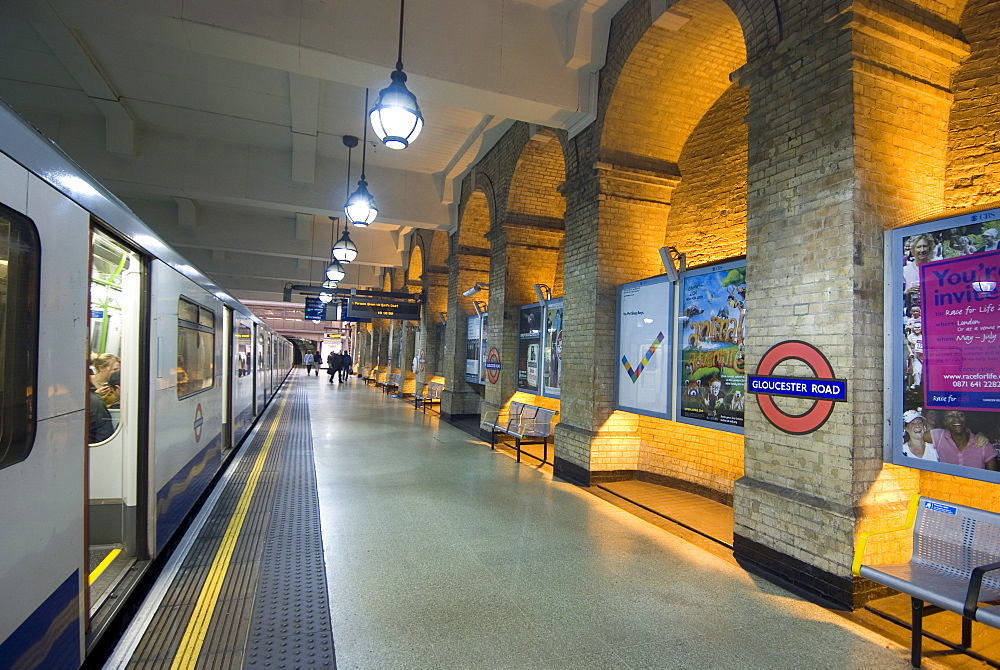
[309, 372, 936, 669]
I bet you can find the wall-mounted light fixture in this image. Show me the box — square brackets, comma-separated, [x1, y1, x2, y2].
[369, 0, 423, 150]
[659, 246, 686, 282]
[462, 281, 489, 297]
[533, 283, 551, 305]
[473, 301, 487, 316]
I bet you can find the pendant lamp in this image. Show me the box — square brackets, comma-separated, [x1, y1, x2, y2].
[369, 0, 423, 150]
[345, 90, 378, 226]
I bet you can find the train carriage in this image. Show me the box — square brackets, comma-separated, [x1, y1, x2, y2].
[0, 99, 292, 668]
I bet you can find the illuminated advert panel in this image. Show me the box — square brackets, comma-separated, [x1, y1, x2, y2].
[615, 275, 673, 419]
[676, 260, 746, 434]
[886, 205, 1000, 482]
[517, 304, 542, 393]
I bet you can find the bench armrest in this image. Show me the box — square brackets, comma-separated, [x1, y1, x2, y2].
[517, 419, 553, 436]
[852, 496, 920, 576]
[481, 410, 501, 426]
[964, 560, 1000, 618]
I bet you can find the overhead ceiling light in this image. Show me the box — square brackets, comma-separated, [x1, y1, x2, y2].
[331, 216, 358, 263]
[326, 259, 346, 282]
[345, 90, 378, 226]
[369, 0, 423, 150]
[319, 291, 334, 304]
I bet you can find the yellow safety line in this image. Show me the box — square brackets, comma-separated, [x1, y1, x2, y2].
[88, 548, 122, 585]
[170, 391, 289, 670]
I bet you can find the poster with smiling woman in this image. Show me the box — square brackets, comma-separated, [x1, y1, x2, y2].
[889, 206, 1000, 482]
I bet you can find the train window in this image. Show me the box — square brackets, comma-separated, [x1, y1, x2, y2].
[177, 297, 215, 398]
[0, 203, 40, 469]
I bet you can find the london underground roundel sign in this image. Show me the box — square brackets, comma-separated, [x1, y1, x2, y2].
[747, 340, 847, 435]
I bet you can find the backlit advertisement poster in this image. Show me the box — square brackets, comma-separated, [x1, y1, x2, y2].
[889, 206, 1000, 483]
[466, 315, 481, 383]
[517, 304, 542, 393]
[479, 314, 489, 385]
[677, 260, 746, 432]
[543, 300, 563, 398]
[615, 276, 673, 419]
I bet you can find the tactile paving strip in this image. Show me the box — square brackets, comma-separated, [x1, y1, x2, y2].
[243, 386, 336, 668]
[125, 380, 335, 668]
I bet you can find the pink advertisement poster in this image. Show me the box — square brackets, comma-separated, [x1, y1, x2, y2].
[919, 250, 1000, 412]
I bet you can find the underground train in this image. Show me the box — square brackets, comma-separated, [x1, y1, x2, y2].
[0, 99, 293, 667]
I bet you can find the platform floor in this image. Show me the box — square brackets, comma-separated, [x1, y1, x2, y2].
[110, 372, 990, 668]
[308, 375, 937, 669]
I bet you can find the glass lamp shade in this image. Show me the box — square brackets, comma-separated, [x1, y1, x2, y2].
[331, 229, 358, 263]
[322, 280, 338, 289]
[344, 179, 378, 226]
[325, 259, 346, 282]
[369, 69, 423, 150]
[318, 292, 333, 304]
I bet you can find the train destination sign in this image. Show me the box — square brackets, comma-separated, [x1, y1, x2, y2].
[345, 297, 421, 320]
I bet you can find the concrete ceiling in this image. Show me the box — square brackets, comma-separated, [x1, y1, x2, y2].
[0, 0, 627, 304]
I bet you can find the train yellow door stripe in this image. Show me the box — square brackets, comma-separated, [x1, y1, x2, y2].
[88, 548, 122, 585]
[169, 392, 289, 670]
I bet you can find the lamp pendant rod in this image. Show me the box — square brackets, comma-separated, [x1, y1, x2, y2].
[345, 144, 353, 197]
[361, 88, 369, 180]
[396, 0, 405, 69]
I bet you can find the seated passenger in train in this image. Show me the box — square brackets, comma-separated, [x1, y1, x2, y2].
[91, 352, 121, 407]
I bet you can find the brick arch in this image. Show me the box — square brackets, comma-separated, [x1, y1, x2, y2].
[599, 0, 747, 170]
[408, 243, 424, 279]
[457, 189, 491, 250]
[428, 230, 448, 267]
[506, 128, 567, 228]
[665, 83, 748, 266]
[946, 0, 1000, 209]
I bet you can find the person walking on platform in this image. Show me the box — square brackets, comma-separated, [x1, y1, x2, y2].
[340, 351, 353, 383]
[303, 351, 316, 376]
[327, 351, 342, 383]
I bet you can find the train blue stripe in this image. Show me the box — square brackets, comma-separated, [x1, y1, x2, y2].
[0, 571, 79, 669]
[156, 434, 223, 552]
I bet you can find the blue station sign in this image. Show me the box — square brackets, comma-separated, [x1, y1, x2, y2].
[747, 375, 847, 401]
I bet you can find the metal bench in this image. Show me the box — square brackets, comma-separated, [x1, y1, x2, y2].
[384, 372, 402, 396]
[412, 381, 443, 413]
[482, 401, 556, 464]
[365, 367, 380, 386]
[853, 496, 1000, 667]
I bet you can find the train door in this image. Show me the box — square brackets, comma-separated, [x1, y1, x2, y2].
[255, 325, 266, 414]
[86, 229, 145, 619]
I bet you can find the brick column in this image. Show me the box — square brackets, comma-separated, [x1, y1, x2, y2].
[732, 7, 969, 608]
[401, 321, 417, 395]
[441, 248, 489, 419]
[555, 158, 680, 484]
[416, 267, 448, 390]
[482, 222, 564, 421]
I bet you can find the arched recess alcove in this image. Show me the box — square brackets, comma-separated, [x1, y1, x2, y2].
[594, 0, 748, 501]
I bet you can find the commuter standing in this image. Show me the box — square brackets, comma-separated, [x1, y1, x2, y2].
[303, 351, 316, 376]
[327, 351, 342, 383]
[340, 351, 353, 383]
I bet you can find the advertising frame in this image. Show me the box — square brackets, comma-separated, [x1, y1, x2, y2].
[886, 206, 1000, 483]
[465, 314, 482, 384]
[675, 258, 746, 434]
[614, 275, 674, 420]
[516, 303, 543, 394]
[541, 299, 563, 398]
